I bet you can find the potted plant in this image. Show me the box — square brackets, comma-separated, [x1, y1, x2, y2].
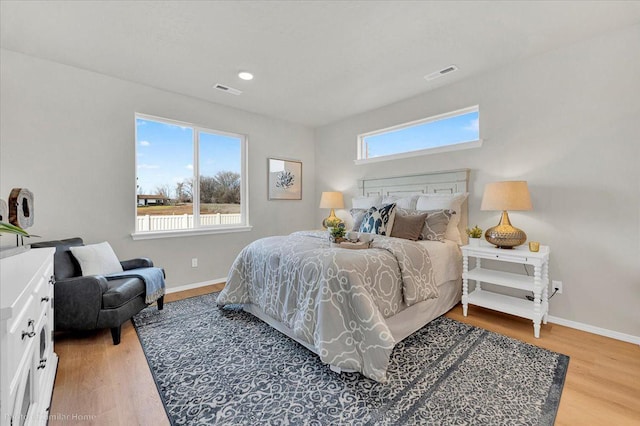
[0, 221, 39, 258]
[329, 224, 346, 244]
[325, 216, 343, 229]
[466, 225, 483, 246]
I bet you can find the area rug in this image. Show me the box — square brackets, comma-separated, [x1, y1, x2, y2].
[133, 292, 569, 425]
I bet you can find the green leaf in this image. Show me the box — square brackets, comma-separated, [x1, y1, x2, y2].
[0, 221, 39, 237]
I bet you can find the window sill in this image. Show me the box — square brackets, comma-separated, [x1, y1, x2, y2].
[354, 139, 482, 165]
[131, 225, 253, 241]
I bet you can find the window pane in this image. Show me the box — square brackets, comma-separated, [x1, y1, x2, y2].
[361, 108, 479, 159]
[135, 114, 246, 233]
[136, 117, 195, 231]
[198, 131, 242, 226]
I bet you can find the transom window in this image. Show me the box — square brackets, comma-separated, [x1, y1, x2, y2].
[134, 114, 248, 237]
[356, 105, 481, 164]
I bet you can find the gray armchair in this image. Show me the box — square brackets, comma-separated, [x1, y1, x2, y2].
[31, 238, 164, 344]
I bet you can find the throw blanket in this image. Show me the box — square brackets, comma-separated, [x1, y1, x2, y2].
[216, 231, 438, 382]
[107, 267, 165, 304]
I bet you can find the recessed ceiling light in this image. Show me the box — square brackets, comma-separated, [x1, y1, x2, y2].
[238, 71, 254, 81]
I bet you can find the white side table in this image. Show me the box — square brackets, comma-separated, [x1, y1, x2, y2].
[461, 243, 550, 338]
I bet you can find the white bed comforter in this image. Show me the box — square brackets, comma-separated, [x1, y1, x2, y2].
[216, 231, 439, 382]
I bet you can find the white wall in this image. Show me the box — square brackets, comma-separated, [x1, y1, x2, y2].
[314, 25, 640, 337]
[0, 49, 316, 288]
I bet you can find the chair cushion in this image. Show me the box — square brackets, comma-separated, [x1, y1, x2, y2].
[102, 277, 145, 309]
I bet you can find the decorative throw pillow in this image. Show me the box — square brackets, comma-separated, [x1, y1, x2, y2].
[390, 211, 429, 241]
[415, 193, 468, 244]
[421, 209, 454, 241]
[69, 241, 124, 276]
[349, 208, 368, 231]
[358, 203, 396, 235]
[395, 208, 454, 241]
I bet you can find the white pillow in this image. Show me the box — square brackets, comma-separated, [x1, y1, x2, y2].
[70, 242, 124, 276]
[381, 194, 419, 210]
[352, 195, 382, 209]
[415, 193, 469, 244]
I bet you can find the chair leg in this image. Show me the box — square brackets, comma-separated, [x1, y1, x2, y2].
[110, 325, 121, 345]
[157, 296, 164, 310]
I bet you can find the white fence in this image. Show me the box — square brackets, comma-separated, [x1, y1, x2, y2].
[137, 213, 241, 231]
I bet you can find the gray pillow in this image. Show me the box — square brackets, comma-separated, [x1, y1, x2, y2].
[390, 211, 428, 241]
[349, 208, 368, 231]
[395, 208, 454, 241]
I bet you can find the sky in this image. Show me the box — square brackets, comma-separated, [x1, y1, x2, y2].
[363, 110, 479, 158]
[136, 117, 241, 197]
[136, 110, 478, 197]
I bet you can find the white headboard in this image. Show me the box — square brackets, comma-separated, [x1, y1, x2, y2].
[358, 169, 470, 243]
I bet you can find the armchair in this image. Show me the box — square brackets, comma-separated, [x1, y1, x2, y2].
[31, 237, 164, 344]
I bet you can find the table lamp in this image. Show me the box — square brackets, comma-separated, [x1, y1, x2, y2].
[319, 191, 344, 229]
[480, 181, 532, 248]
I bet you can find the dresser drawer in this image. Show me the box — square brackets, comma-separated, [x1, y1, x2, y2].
[6, 293, 38, 395]
[32, 270, 53, 324]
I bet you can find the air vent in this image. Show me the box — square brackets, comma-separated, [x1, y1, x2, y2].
[214, 83, 242, 95]
[424, 65, 459, 81]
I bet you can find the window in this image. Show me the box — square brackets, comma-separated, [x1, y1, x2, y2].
[356, 105, 481, 164]
[134, 114, 248, 237]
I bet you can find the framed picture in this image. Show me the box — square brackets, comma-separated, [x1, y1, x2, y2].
[268, 158, 302, 200]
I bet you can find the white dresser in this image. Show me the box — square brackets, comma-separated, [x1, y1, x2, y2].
[1, 248, 58, 426]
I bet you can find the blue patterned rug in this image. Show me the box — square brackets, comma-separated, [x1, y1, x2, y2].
[133, 292, 568, 425]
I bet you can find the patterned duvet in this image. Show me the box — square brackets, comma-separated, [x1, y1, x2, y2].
[216, 230, 439, 382]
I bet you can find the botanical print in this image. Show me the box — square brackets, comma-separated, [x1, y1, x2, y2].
[268, 158, 302, 200]
[275, 170, 294, 189]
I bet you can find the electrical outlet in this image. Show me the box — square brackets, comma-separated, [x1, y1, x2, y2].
[552, 280, 562, 294]
[191, 258, 198, 268]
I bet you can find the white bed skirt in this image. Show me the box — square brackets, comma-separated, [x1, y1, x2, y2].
[242, 278, 462, 374]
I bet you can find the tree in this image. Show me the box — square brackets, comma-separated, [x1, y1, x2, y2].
[210, 171, 240, 204]
[199, 176, 217, 203]
[175, 179, 193, 203]
[154, 184, 172, 199]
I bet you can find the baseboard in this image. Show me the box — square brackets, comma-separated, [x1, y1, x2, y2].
[548, 315, 640, 346]
[165, 277, 226, 294]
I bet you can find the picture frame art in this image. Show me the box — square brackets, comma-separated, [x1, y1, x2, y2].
[268, 158, 302, 200]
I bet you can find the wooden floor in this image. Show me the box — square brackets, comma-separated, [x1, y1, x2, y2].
[49, 284, 640, 425]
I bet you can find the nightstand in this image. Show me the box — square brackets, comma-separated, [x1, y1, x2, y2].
[461, 243, 550, 338]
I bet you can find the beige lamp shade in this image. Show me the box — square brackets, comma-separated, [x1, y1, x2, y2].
[319, 191, 344, 229]
[481, 181, 532, 211]
[319, 191, 344, 209]
[481, 181, 532, 248]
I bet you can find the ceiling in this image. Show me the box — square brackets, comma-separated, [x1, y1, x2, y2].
[2, 1, 640, 127]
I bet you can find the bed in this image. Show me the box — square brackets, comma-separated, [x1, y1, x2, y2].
[217, 170, 469, 382]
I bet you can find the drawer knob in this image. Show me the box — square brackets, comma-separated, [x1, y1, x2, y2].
[21, 319, 36, 340]
[37, 357, 47, 369]
[41, 296, 50, 302]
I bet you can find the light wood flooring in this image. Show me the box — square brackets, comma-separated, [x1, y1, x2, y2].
[49, 284, 640, 425]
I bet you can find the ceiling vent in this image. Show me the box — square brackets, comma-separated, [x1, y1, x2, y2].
[424, 65, 459, 81]
[214, 83, 242, 95]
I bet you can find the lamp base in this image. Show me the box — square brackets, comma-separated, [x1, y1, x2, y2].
[484, 211, 527, 249]
[322, 209, 344, 229]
